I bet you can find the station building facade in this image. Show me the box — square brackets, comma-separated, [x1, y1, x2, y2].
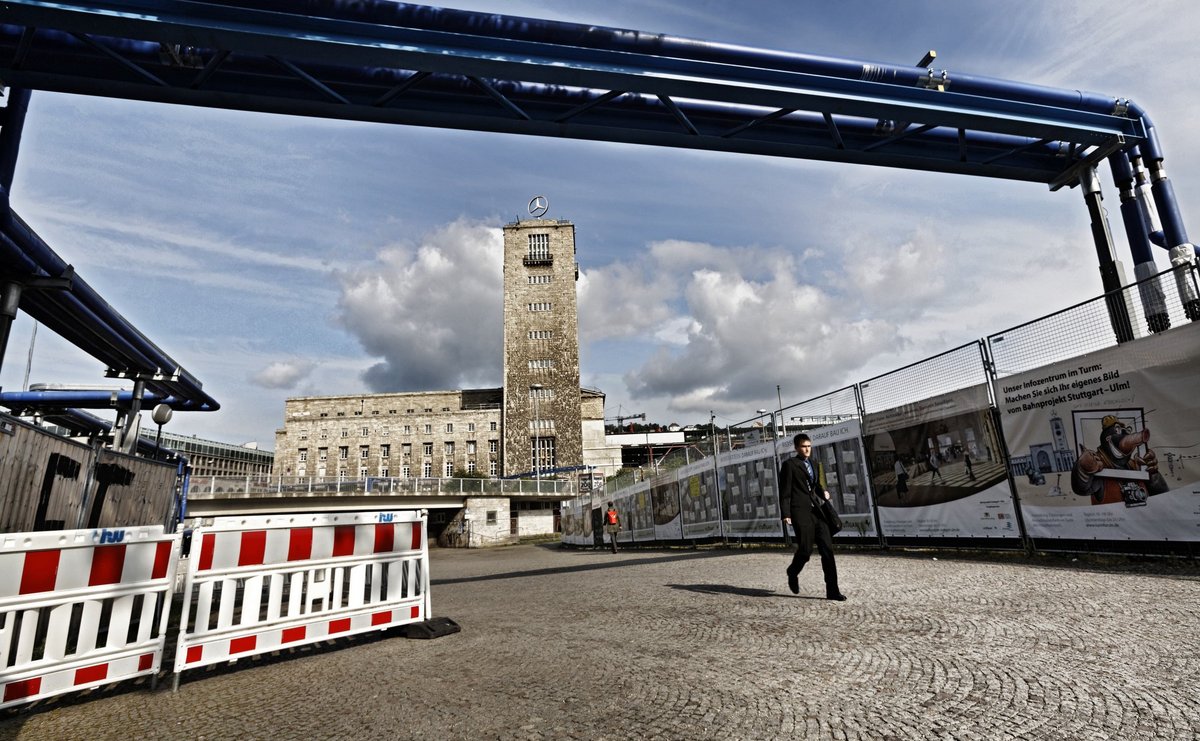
[273, 216, 620, 482]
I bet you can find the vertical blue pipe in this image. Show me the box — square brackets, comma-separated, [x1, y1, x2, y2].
[0, 88, 31, 202]
[1110, 152, 1168, 333]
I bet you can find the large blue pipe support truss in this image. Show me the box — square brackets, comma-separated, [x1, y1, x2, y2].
[0, 1, 1197, 424]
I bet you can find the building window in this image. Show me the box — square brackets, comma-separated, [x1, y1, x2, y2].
[489, 461, 498, 476]
[445, 423, 453, 433]
[406, 408, 414, 414]
[360, 446, 369, 460]
[298, 449, 308, 462]
[423, 462, 432, 477]
[486, 510, 498, 526]
[359, 466, 368, 478]
[527, 330, 553, 340]
[529, 419, 555, 432]
[402, 443, 411, 458]
[490, 422, 498, 431]
[318, 448, 328, 461]
[381, 427, 389, 437]
[528, 359, 555, 370]
[532, 437, 556, 472]
[527, 233, 550, 262]
[489, 439, 499, 453]
[341, 429, 349, 438]
[527, 275, 552, 284]
[319, 429, 328, 439]
[423, 443, 433, 456]
[381, 444, 390, 458]
[467, 441, 476, 455]
[467, 460, 476, 473]
[424, 424, 432, 434]
[445, 441, 455, 456]
[424, 408, 433, 413]
[530, 387, 553, 401]
[299, 429, 308, 440]
[527, 302, 552, 312]
[339, 446, 349, 460]
[444, 461, 454, 477]
[468, 422, 475, 432]
[361, 427, 369, 436]
[402, 465, 411, 478]
[381, 466, 389, 478]
[404, 425, 411, 435]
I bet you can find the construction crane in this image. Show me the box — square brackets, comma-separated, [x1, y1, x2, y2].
[605, 412, 645, 431]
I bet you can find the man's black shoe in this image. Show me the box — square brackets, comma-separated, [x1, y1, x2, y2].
[787, 572, 799, 594]
[826, 593, 847, 601]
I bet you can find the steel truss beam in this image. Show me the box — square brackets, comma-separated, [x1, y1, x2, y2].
[0, 1, 1146, 186]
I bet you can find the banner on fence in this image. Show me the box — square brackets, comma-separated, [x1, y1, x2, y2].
[719, 441, 784, 539]
[650, 474, 683, 540]
[864, 384, 1018, 539]
[780, 420, 878, 538]
[677, 458, 722, 539]
[559, 496, 589, 546]
[617, 481, 653, 545]
[996, 321, 1200, 541]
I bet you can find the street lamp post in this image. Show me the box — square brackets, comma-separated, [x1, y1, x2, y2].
[531, 384, 543, 481]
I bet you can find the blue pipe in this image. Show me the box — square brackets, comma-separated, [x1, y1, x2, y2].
[1109, 152, 1156, 266]
[199, 1, 1130, 117]
[0, 389, 177, 408]
[0, 88, 31, 196]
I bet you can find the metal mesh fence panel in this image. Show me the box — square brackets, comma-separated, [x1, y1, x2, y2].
[780, 386, 860, 434]
[989, 264, 1200, 379]
[858, 342, 989, 415]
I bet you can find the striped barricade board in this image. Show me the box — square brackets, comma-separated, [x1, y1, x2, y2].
[0, 525, 180, 709]
[173, 510, 429, 681]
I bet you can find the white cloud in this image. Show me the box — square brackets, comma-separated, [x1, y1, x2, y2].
[251, 360, 317, 390]
[335, 219, 504, 391]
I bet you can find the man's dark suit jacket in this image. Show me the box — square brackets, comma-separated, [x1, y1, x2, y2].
[778, 455, 825, 530]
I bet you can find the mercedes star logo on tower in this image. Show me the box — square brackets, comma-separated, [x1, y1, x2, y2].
[528, 195, 549, 218]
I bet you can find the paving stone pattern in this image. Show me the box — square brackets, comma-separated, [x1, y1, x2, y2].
[2, 545, 1199, 740]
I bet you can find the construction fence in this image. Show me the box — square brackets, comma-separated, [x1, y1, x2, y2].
[566, 264, 1200, 556]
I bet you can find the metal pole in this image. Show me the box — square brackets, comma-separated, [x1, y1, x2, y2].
[1080, 166, 1135, 343]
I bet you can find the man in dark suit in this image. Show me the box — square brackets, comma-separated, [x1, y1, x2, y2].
[778, 433, 845, 600]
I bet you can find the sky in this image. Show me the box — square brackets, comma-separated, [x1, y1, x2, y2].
[2, 0, 1198, 450]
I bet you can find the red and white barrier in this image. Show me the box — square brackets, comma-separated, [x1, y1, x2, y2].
[173, 510, 429, 682]
[0, 526, 180, 709]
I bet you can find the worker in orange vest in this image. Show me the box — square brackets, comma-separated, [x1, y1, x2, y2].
[604, 502, 621, 553]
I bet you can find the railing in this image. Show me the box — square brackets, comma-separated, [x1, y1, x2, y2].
[185, 475, 576, 499]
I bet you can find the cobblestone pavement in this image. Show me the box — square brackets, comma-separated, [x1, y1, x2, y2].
[3, 544, 1199, 740]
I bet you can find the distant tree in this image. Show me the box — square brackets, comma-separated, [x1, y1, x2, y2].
[452, 468, 487, 479]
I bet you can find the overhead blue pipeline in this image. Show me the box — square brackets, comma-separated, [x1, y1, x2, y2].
[215, 1, 1129, 116]
[35, 405, 181, 458]
[1124, 102, 1195, 259]
[0, 209, 217, 409]
[0, 88, 31, 197]
[0, 389, 180, 409]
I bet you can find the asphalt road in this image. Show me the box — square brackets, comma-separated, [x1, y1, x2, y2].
[3, 543, 1198, 740]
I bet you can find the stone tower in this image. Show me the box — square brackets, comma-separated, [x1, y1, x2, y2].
[501, 217, 582, 476]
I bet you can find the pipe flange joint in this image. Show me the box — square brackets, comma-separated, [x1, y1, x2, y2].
[1112, 98, 1131, 116]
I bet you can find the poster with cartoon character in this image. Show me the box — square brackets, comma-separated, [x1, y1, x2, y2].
[997, 321, 1200, 541]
